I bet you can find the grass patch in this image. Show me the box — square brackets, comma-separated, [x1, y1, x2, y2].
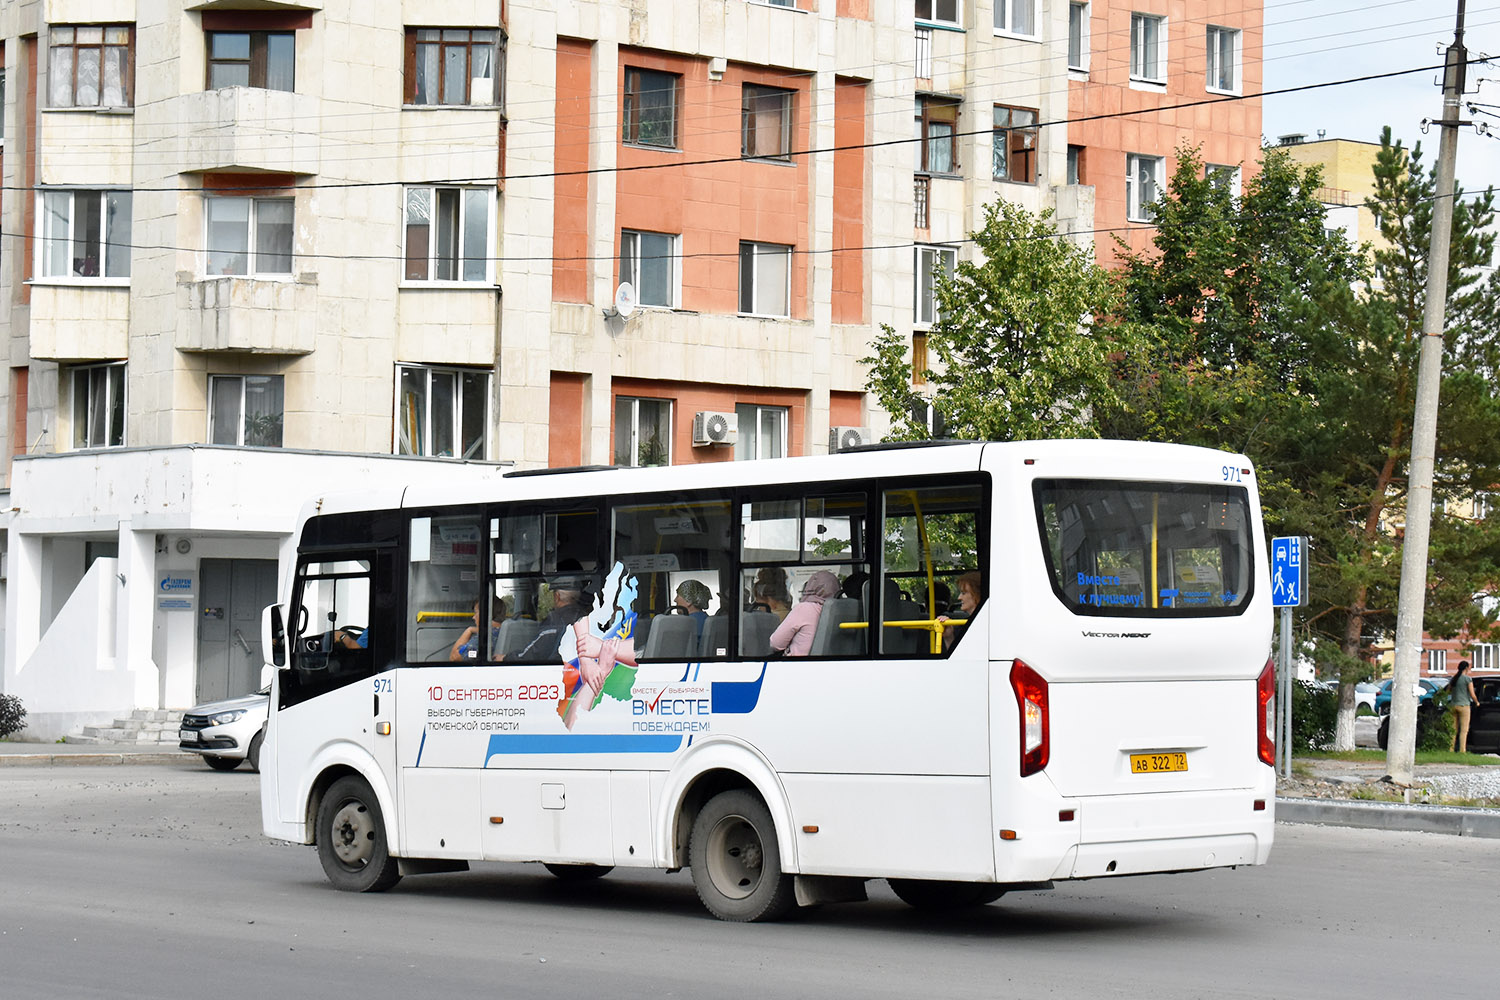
[1295, 748, 1500, 766]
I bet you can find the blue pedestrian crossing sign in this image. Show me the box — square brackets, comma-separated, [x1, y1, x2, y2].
[1271, 536, 1307, 608]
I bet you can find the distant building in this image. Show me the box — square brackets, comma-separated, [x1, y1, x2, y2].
[1279, 135, 1390, 282]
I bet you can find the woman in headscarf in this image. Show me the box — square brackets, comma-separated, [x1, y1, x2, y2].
[769, 570, 841, 657]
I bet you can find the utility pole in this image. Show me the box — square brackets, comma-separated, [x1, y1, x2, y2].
[1387, 0, 1467, 786]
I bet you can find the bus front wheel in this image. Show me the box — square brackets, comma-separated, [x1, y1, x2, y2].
[888, 879, 1005, 909]
[316, 776, 401, 893]
[689, 790, 795, 922]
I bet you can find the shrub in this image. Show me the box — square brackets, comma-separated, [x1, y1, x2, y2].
[1291, 679, 1337, 751]
[0, 693, 26, 739]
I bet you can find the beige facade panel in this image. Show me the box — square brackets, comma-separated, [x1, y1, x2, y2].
[171, 89, 323, 175]
[394, 290, 498, 366]
[175, 277, 319, 354]
[38, 112, 136, 186]
[28, 287, 131, 361]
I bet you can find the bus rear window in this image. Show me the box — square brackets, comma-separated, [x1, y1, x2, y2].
[1034, 479, 1254, 617]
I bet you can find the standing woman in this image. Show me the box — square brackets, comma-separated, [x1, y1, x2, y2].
[1450, 659, 1479, 753]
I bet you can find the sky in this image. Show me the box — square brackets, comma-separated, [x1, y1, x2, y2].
[1261, 0, 1500, 196]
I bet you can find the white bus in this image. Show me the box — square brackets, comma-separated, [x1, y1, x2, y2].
[260, 440, 1275, 921]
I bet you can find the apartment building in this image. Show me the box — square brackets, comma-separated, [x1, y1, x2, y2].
[0, 0, 1256, 736]
[1065, 0, 1262, 264]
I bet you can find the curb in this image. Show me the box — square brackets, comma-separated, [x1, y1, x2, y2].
[0, 751, 194, 767]
[1276, 796, 1500, 839]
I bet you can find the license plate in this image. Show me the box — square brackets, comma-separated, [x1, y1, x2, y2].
[1130, 752, 1187, 774]
[179, 730, 197, 742]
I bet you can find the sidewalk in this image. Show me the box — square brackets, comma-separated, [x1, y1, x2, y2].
[0, 739, 193, 766]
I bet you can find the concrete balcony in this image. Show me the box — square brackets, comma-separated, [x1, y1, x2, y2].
[176, 274, 318, 355]
[28, 284, 131, 361]
[171, 88, 321, 176]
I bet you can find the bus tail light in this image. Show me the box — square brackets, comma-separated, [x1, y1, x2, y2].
[1257, 657, 1276, 767]
[1010, 659, 1050, 776]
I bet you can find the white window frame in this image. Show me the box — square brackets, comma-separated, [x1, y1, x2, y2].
[1429, 649, 1448, 675]
[1129, 13, 1167, 87]
[620, 230, 680, 309]
[205, 196, 294, 278]
[209, 374, 285, 447]
[615, 396, 673, 468]
[396, 364, 491, 459]
[1205, 163, 1242, 199]
[738, 241, 792, 318]
[1068, 3, 1090, 73]
[1472, 643, 1498, 672]
[1475, 492, 1492, 520]
[38, 188, 132, 283]
[1126, 153, 1165, 223]
[734, 403, 788, 461]
[402, 185, 494, 285]
[994, 0, 1038, 40]
[70, 362, 126, 449]
[914, 244, 957, 329]
[915, 0, 960, 28]
[1205, 25, 1241, 95]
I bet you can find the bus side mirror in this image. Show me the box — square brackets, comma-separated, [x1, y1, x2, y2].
[264, 604, 287, 668]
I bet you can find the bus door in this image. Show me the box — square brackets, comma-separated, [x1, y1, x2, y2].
[276, 549, 397, 819]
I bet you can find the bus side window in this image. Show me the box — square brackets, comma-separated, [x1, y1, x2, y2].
[880, 483, 985, 657]
[407, 515, 483, 663]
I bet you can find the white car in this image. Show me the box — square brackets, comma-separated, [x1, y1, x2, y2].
[178, 687, 270, 772]
[1355, 681, 1378, 715]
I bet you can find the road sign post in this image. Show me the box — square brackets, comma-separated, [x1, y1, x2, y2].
[1271, 537, 1307, 779]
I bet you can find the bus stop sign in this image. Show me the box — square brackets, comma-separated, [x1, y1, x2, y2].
[1271, 536, 1307, 608]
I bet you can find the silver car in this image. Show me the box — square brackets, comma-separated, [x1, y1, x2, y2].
[178, 687, 270, 772]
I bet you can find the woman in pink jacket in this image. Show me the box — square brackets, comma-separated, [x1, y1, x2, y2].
[769, 570, 841, 657]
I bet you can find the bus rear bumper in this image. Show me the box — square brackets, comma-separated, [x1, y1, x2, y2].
[1063, 832, 1266, 879]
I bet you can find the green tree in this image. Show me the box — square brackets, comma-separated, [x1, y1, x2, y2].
[861, 201, 1123, 442]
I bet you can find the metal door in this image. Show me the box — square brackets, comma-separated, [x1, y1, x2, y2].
[197, 558, 278, 703]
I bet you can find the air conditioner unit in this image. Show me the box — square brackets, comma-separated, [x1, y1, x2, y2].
[692, 411, 738, 446]
[829, 426, 872, 453]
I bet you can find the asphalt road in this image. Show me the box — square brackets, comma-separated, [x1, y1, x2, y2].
[1, 761, 1491, 1000]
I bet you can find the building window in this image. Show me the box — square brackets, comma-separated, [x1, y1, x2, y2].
[742, 84, 793, 161]
[915, 244, 956, 329]
[734, 404, 787, 461]
[915, 97, 959, 175]
[403, 186, 491, 283]
[1126, 153, 1165, 222]
[207, 31, 294, 92]
[1067, 145, 1085, 184]
[210, 375, 284, 447]
[620, 230, 677, 308]
[614, 397, 672, 467]
[994, 0, 1036, 37]
[622, 67, 679, 149]
[1430, 649, 1448, 675]
[71, 362, 125, 449]
[1474, 643, 1499, 672]
[206, 197, 293, 276]
[1129, 13, 1165, 84]
[1475, 493, 1492, 519]
[915, 0, 959, 27]
[1206, 163, 1241, 198]
[992, 105, 1038, 184]
[1068, 4, 1089, 71]
[40, 190, 132, 279]
[738, 242, 792, 317]
[912, 333, 929, 385]
[1206, 25, 1240, 93]
[49, 25, 133, 108]
[405, 28, 503, 108]
[397, 365, 489, 459]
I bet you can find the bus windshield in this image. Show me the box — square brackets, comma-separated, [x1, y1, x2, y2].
[1034, 479, 1254, 617]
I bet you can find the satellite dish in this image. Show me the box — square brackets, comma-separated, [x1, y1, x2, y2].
[609, 282, 637, 320]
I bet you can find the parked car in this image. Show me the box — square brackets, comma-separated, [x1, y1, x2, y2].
[1374, 678, 1447, 715]
[178, 686, 269, 772]
[1355, 681, 1378, 715]
[1378, 678, 1500, 753]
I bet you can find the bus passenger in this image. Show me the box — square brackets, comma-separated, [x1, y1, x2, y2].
[769, 570, 840, 657]
[674, 579, 713, 637]
[938, 571, 981, 651]
[514, 569, 591, 661]
[450, 602, 502, 662]
[754, 568, 792, 621]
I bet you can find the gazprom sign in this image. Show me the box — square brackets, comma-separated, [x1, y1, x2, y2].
[157, 572, 195, 612]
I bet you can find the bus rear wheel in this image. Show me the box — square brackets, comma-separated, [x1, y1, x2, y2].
[690, 790, 795, 922]
[543, 863, 614, 881]
[316, 776, 401, 893]
[888, 879, 1005, 909]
